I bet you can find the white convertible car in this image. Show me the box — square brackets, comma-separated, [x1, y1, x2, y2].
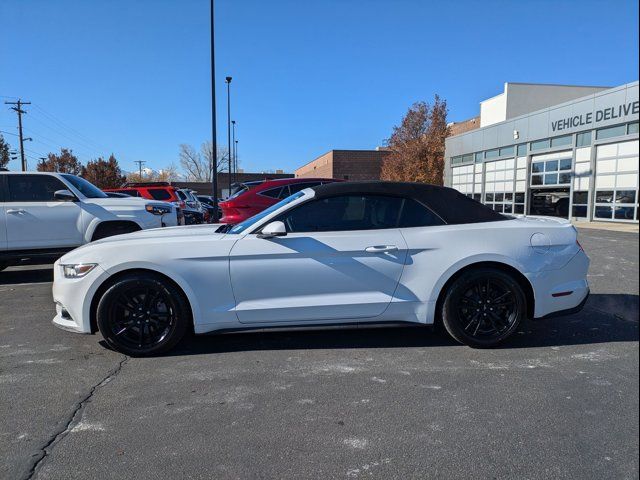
[52, 182, 590, 356]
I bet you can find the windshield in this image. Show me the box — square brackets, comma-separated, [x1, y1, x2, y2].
[227, 191, 305, 234]
[62, 174, 108, 198]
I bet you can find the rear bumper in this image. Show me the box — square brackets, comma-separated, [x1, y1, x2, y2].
[528, 249, 590, 319]
[536, 288, 590, 319]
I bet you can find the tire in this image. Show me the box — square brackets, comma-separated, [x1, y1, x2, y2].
[92, 223, 140, 241]
[441, 268, 527, 348]
[96, 272, 190, 356]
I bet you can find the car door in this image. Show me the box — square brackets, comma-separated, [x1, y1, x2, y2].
[5, 174, 84, 250]
[229, 194, 409, 324]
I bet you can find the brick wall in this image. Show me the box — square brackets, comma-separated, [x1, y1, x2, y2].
[295, 151, 334, 178]
[296, 149, 390, 181]
[448, 116, 480, 136]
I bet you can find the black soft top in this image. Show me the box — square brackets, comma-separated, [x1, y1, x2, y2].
[311, 181, 507, 225]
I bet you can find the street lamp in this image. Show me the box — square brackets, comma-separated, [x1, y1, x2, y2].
[225, 76, 232, 197]
[210, 0, 219, 221]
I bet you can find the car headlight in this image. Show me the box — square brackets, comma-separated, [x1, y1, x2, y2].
[145, 203, 173, 215]
[61, 263, 97, 278]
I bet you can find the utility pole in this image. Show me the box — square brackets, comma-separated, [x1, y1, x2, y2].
[134, 160, 146, 179]
[39, 157, 47, 169]
[225, 76, 232, 197]
[4, 99, 31, 171]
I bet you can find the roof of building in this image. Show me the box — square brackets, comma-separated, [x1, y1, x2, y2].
[311, 181, 506, 225]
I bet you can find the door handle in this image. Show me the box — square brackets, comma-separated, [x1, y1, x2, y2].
[6, 209, 26, 214]
[365, 245, 398, 253]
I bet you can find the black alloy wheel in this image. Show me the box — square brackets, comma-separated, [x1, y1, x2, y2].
[96, 272, 189, 356]
[441, 268, 526, 347]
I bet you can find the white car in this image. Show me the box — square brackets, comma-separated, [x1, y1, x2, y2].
[52, 182, 590, 356]
[0, 171, 178, 270]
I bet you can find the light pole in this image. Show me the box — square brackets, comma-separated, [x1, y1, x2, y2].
[210, 0, 219, 220]
[234, 139, 238, 182]
[225, 76, 232, 198]
[231, 120, 236, 183]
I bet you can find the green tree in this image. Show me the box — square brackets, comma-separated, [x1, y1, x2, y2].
[0, 134, 11, 169]
[82, 154, 126, 189]
[37, 148, 83, 175]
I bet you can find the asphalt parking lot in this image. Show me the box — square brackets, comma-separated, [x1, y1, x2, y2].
[1, 228, 638, 480]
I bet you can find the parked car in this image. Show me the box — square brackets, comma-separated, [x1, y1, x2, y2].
[219, 177, 339, 224]
[175, 189, 205, 224]
[197, 195, 222, 222]
[51, 181, 589, 356]
[0, 172, 178, 271]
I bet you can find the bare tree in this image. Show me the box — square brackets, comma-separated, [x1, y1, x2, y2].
[179, 143, 228, 182]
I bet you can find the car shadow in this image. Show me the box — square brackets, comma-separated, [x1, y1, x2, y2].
[0, 266, 53, 285]
[159, 293, 638, 357]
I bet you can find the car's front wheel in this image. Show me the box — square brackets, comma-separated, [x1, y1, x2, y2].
[96, 272, 190, 356]
[441, 268, 527, 348]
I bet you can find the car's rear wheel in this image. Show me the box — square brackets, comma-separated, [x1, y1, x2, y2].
[96, 272, 190, 356]
[441, 268, 526, 348]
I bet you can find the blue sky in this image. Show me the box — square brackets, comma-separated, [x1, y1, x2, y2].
[1, 0, 638, 174]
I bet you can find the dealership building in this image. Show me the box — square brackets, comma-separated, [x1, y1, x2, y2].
[445, 81, 639, 223]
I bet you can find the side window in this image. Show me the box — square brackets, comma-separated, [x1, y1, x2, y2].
[259, 187, 283, 199]
[288, 182, 321, 195]
[278, 185, 291, 199]
[399, 199, 445, 228]
[7, 175, 67, 202]
[148, 188, 172, 200]
[274, 195, 404, 232]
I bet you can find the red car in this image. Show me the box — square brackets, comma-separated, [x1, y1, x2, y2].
[219, 178, 339, 224]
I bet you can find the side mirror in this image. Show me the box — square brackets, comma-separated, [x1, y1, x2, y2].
[54, 189, 77, 202]
[257, 221, 287, 239]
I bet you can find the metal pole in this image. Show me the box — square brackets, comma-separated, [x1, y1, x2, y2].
[234, 139, 238, 182]
[210, 0, 219, 221]
[225, 76, 232, 197]
[231, 120, 236, 183]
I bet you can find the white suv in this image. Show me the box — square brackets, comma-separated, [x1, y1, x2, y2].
[0, 171, 178, 270]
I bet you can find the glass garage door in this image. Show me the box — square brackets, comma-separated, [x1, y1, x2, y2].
[483, 158, 525, 213]
[594, 140, 639, 222]
[451, 164, 482, 201]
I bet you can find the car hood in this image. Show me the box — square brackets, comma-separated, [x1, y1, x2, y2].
[60, 224, 229, 262]
[93, 224, 227, 244]
[85, 197, 153, 207]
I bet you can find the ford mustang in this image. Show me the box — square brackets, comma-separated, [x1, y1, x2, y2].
[52, 182, 590, 356]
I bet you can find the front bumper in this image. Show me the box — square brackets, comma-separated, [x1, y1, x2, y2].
[52, 260, 110, 334]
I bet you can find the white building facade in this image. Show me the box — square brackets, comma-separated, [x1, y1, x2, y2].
[445, 82, 639, 223]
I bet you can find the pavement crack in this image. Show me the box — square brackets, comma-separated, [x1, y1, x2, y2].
[21, 354, 129, 480]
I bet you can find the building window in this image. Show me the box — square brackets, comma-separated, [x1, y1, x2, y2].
[594, 140, 639, 222]
[483, 158, 518, 212]
[596, 124, 626, 140]
[462, 154, 474, 164]
[517, 144, 527, 156]
[499, 146, 514, 157]
[485, 149, 499, 159]
[628, 122, 639, 135]
[551, 135, 572, 148]
[530, 156, 572, 186]
[474, 152, 484, 163]
[530, 139, 550, 151]
[576, 131, 592, 147]
[572, 191, 589, 219]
